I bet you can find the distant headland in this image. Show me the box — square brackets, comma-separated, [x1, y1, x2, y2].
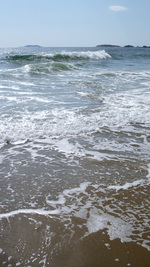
[25, 45, 42, 48]
[96, 44, 120, 47]
[24, 44, 150, 48]
[96, 44, 150, 48]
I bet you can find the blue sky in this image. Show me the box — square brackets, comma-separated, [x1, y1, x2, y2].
[0, 0, 150, 47]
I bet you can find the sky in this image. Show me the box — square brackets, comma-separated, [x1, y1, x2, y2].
[0, 0, 150, 47]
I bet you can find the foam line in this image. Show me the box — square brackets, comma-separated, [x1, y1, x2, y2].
[0, 208, 60, 220]
[108, 179, 145, 191]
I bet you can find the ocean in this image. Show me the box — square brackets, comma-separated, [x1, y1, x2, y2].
[0, 46, 150, 266]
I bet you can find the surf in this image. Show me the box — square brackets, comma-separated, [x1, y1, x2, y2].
[5, 50, 111, 63]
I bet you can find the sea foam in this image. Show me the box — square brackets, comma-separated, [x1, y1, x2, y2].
[0, 208, 60, 220]
[108, 179, 145, 191]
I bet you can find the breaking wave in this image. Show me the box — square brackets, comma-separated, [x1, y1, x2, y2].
[6, 50, 111, 62]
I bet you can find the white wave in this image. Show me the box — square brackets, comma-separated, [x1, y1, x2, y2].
[0, 103, 149, 159]
[22, 64, 31, 73]
[12, 139, 29, 146]
[18, 81, 35, 86]
[62, 50, 111, 59]
[43, 50, 111, 60]
[0, 85, 20, 90]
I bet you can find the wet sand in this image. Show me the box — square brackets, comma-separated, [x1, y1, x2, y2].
[0, 226, 150, 266]
[0, 154, 150, 266]
[64, 231, 150, 267]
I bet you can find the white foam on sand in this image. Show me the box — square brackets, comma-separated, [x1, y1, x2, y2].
[46, 182, 91, 209]
[0, 182, 91, 220]
[0, 180, 149, 251]
[86, 209, 133, 242]
[108, 179, 145, 191]
[0, 208, 60, 220]
[45, 182, 135, 243]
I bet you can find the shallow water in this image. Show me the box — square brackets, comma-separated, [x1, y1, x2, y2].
[0, 46, 150, 266]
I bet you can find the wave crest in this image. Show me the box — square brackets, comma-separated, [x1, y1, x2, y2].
[6, 50, 111, 62]
[45, 50, 111, 61]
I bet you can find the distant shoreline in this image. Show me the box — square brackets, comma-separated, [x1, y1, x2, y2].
[24, 45, 42, 48]
[96, 44, 150, 48]
[24, 44, 150, 49]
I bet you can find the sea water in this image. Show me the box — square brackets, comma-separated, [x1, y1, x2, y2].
[0, 46, 150, 266]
